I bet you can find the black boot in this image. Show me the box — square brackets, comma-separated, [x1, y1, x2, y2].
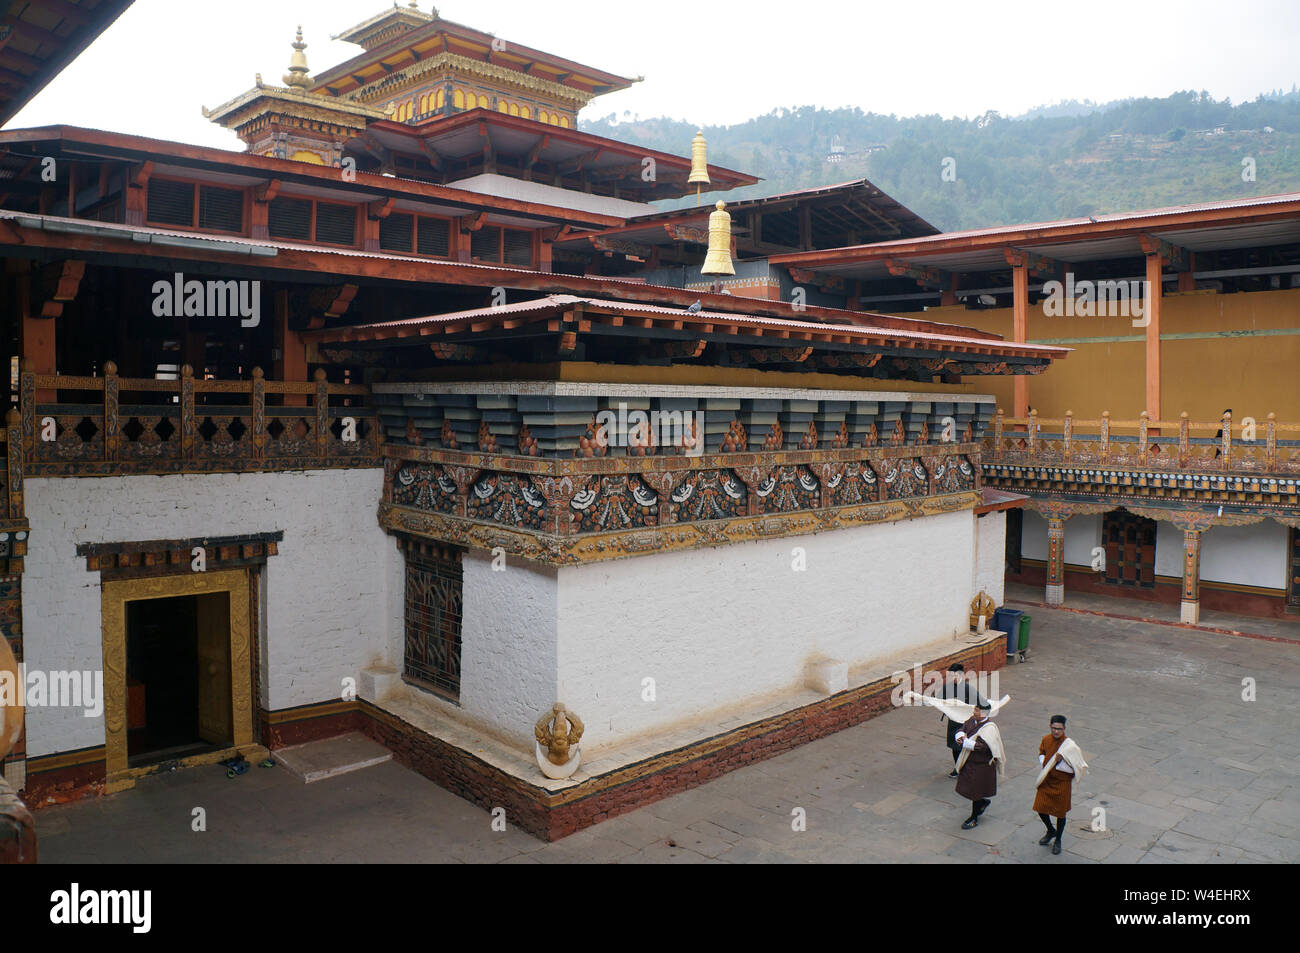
[1052, 817, 1066, 854]
[1038, 813, 1055, 845]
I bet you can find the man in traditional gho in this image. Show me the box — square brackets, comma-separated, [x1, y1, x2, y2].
[1033, 714, 1088, 855]
[953, 698, 1006, 829]
[939, 663, 987, 778]
[907, 689, 1011, 828]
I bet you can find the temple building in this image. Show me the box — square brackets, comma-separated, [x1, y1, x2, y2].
[12, 0, 1291, 844]
[772, 203, 1300, 622]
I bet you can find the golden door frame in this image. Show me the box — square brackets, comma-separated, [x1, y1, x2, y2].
[101, 569, 259, 791]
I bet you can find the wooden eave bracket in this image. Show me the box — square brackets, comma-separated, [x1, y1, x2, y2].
[368, 197, 396, 220]
[460, 210, 488, 233]
[885, 257, 948, 290]
[39, 259, 86, 318]
[254, 179, 282, 203]
[127, 160, 154, 190]
[1138, 234, 1191, 269]
[1008, 247, 1064, 281]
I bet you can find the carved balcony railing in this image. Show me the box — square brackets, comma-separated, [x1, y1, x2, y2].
[0, 410, 29, 573]
[982, 409, 1300, 513]
[21, 362, 381, 477]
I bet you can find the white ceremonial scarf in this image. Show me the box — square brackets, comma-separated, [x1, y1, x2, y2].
[903, 691, 1012, 724]
[954, 718, 1007, 777]
[1034, 737, 1088, 788]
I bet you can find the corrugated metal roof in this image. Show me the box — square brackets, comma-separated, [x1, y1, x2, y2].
[317, 293, 1068, 356]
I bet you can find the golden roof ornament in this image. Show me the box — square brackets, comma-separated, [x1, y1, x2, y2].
[701, 200, 735, 277]
[688, 130, 710, 186]
[283, 26, 311, 89]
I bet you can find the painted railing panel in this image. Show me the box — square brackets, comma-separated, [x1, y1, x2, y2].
[987, 409, 1300, 474]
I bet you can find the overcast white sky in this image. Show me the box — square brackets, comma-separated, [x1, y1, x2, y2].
[11, 0, 1300, 150]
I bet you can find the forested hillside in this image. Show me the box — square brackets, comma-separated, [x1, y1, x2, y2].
[581, 89, 1300, 230]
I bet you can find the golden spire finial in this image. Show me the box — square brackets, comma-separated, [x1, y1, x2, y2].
[284, 26, 311, 88]
[688, 130, 710, 206]
[701, 200, 735, 278]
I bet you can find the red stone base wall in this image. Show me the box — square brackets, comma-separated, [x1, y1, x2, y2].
[19, 639, 1006, 842]
[361, 638, 1005, 841]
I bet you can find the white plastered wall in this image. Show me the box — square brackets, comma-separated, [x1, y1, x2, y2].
[973, 510, 1007, 605]
[22, 469, 396, 758]
[1156, 519, 1288, 590]
[550, 508, 975, 755]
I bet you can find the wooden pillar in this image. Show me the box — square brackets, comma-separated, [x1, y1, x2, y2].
[1177, 252, 1196, 292]
[941, 273, 958, 307]
[273, 289, 307, 407]
[538, 238, 553, 274]
[1046, 516, 1066, 606]
[1181, 528, 1202, 624]
[1145, 253, 1164, 423]
[17, 271, 56, 404]
[1011, 256, 1029, 418]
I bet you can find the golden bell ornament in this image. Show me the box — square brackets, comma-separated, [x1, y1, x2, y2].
[687, 130, 710, 186]
[701, 200, 735, 277]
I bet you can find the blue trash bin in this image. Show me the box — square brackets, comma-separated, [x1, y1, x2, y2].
[992, 608, 1024, 660]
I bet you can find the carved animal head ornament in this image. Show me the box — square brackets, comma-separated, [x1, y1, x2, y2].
[534, 702, 584, 766]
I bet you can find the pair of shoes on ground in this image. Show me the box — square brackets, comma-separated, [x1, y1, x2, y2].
[1038, 833, 1063, 854]
[961, 817, 979, 829]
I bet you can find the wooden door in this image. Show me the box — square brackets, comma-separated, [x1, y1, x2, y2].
[1104, 510, 1157, 588]
[195, 592, 232, 745]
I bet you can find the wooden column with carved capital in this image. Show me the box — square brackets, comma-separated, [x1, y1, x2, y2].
[1180, 528, 1202, 624]
[1046, 516, 1066, 606]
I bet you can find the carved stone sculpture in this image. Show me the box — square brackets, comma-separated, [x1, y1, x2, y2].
[534, 702, 584, 779]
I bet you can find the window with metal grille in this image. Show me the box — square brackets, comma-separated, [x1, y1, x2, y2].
[268, 197, 312, 240]
[471, 224, 502, 262]
[503, 228, 532, 267]
[416, 217, 450, 257]
[315, 202, 357, 246]
[198, 186, 244, 232]
[403, 548, 463, 698]
[146, 180, 195, 226]
[379, 212, 414, 252]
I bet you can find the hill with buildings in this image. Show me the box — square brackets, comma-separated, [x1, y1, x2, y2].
[582, 89, 1300, 229]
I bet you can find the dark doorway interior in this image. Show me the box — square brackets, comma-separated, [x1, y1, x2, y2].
[126, 594, 223, 766]
[1005, 508, 1023, 575]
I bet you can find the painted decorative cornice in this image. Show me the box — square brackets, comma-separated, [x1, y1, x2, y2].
[345, 52, 593, 109]
[379, 490, 979, 566]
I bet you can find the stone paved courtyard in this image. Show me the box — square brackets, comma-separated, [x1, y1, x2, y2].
[34, 591, 1300, 863]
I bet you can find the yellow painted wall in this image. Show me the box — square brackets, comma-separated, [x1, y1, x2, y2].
[897, 287, 1300, 426]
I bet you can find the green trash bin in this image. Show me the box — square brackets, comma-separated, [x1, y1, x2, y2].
[1016, 614, 1031, 661]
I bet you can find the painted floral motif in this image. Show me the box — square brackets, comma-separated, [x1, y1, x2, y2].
[571, 475, 657, 532]
[935, 455, 976, 494]
[670, 469, 747, 522]
[468, 472, 547, 530]
[756, 465, 820, 513]
[831, 461, 878, 506]
[883, 457, 929, 499]
[393, 463, 459, 513]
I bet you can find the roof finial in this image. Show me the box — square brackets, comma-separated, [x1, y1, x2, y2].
[283, 26, 311, 89]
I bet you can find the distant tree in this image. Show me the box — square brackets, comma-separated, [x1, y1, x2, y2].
[1167, 127, 1186, 141]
